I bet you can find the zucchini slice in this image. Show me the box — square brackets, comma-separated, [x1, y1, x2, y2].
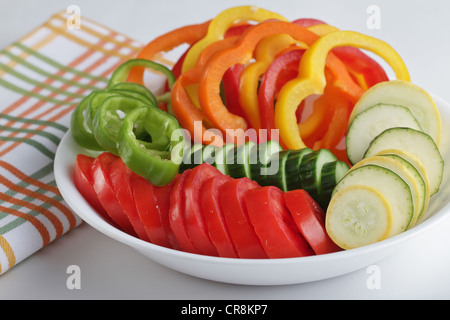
[364, 127, 444, 196]
[326, 185, 393, 250]
[351, 156, 423, 228]
[332, 164, 414, 237]
[375, 149, 431, 222]
[349, 80, 442, 145]
[346, 104, 422, 165]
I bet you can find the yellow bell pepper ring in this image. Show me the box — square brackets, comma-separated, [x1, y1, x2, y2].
[274, 30, 410, 150]
[181, 6, 288, 74]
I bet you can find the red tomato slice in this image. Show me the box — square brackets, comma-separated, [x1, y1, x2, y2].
[169, 169, 201, 254]
[200, 174, 239, 258]
[73, 154, 109, 221]
[220, 178, 267, 259]
[183, 164, 221, 256]
[131, 172, 174, 248]
[152, 180, 180, 250]
[91, 152, 136, 236]
[245, 186, 315, 258]
[284, 189, 342, 255]
[109, 158, 150, 241]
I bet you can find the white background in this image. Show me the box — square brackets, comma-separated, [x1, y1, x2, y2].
[0, 0, 450, 299]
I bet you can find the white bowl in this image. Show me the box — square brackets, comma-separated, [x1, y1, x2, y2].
[54, 94, 450, 286]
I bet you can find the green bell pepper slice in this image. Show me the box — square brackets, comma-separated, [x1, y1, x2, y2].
[71, 92, 105, 151]
[117, 106, 185, 186]
[108, 58, 177, 115]
[92, 95, 155, 155]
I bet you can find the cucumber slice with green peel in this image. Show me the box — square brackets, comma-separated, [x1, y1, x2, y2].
[320, 160, 350, 209]
[299, 149, 338, 202]
[265, 150, 292, 191]
[227, 141, 257, 179]
[180, 143, 203, 172]
[349, 80, 442, 145]
[249, 140, 283, 185]
[364, 127, 444, 196]
[346, 104, 423, 165]
[326, 185, 393, 250]
[332, 164, 414, 237]
[284, 148, 313, 191]
[351, 156, 423, 228]
[375, 149, 431, 222]
[202, 144, 218, 165]
[213, 143, 235, 175]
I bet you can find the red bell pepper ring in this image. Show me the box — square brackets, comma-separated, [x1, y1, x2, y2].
[222, 64, 249, 123]
[258, 49, 305, 136]
[200, 174, 239, 258]
[183, 163, 222, 256]
[245, 186, 315, 258]
[220, 178, 268, 259]
[284, 189, 342, 255]
[91, 152, 137, 236]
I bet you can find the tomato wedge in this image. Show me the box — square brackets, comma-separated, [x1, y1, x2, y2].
[91, 152, 136, 236]
[183, 164, 221, 256]
[131, 172, 176, 248]
[245, 186, 315, 258]
[168, 169, 201, 254]
[220, 178, 267, 259]
[284, 189, 342, 255]
[73, 154, 109, 221]
[109, 158, 150, 241]
[200, 174, 238, 258]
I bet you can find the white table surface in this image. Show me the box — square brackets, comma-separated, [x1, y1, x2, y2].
[1, 0, 450, 300]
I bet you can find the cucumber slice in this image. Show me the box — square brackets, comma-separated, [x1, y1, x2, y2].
[228, 141, 257, 179]
[351, 156, 423, 228]
[213, 143, 235, 175]
[346, 104, 422, 165]
[320, 160, 350, 209]
[326, 185, 393, 250]
[284, 148, 313, 191]
[180, 143, 203, 172]
[265, 150, 292, 191]
[375, 149, 431, 222]
[349, 80, 442, 145]
[202, 144, 218, 165]
[249, 140, 283, 185]
[332, 164, 414, 237]
[364, 127, 444, 196]
[299, 149, 337, 202]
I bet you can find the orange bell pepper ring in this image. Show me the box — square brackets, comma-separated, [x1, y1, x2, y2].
[181, 6, 287, 74]
[198, 20, 361, 142]
[127, 20, 210, 85]
[171, 36, 239, 147]
[274, 30, 410, 150]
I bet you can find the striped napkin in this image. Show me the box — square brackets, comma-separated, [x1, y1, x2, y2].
[0, 10, 143, 275]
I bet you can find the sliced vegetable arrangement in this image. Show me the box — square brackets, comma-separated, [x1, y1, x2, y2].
[70, 5, 444, 257]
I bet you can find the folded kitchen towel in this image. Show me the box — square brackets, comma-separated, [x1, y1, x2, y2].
[0, 10, 143, 275]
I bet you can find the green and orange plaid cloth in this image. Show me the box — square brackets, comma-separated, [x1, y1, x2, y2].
[0, 11, 144, 275]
